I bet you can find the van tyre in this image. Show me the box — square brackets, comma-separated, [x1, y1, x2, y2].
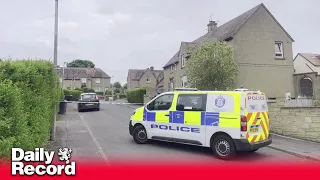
[132, 125, 148, 144]
[211, 135, 236, 160]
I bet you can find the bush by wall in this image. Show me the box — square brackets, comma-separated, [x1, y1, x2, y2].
[126, 88, 146, 103]
[96, 92, 103, 96]
[105, 89, 112, 95]
[119, 94, 126, 99]
[0, 60, 61, 157]
[63, 89, 83, 100]
[82, 87, 95, 93]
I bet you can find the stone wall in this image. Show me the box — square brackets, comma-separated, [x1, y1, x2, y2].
[268, 101, 320, 142]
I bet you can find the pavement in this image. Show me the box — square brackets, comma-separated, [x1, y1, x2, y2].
[47, 100, 320, 165]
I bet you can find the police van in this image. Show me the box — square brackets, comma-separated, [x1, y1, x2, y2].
[129, 88, 272, 160]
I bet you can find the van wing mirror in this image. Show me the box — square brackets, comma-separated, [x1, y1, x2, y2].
[176, 104, 184, 111]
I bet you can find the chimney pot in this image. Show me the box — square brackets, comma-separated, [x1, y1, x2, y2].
[207, 20, 217, 33]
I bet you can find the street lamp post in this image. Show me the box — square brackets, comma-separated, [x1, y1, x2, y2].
[50, 0, 59, 141]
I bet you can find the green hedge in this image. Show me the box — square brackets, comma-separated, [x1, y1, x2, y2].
[63, 89, 83, 100]
[105, 89, 112, 95]
[0, 60, 61, 157]
[119, 94, 126, 99]
[96, 92, 103, 96]
[126, 88, 146, 103]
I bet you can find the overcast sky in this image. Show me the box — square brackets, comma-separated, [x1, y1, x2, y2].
[0, 0, 319, 84]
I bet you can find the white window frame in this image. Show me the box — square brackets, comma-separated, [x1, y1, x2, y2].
[146, 77, 151, 83]
[181, 54, 186, 68]
[181, 75, 188, 87]
[275, 42, 284, 59]
[81, 78, 87, 84]
[95, 78, 101, 84]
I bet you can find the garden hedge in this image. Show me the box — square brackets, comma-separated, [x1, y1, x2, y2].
[63, 89, 83, 100]
[0, 60, 61, 157]
[126, 88, 146, 103]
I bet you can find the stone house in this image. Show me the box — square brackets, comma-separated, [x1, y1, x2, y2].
[293, 53, 320, 98]
[127, 66, 164, 92]
[57, 67, 111, 92]
[162, 3, 295, 99]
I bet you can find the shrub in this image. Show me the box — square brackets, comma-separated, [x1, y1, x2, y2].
[96, 92, 103, 95]
[63, 89, 83, 100]
[82, 87, 95, 93]
[114, 88, 120, 94]
[126, 88, 146, 103]
[0, 60, 61, 157]
[105, 89, 112, 95]
[119, 94, 126, 99]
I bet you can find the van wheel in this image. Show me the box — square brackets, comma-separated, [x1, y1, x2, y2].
[132, 125, 148, 144]
[211, 135, 236, 160]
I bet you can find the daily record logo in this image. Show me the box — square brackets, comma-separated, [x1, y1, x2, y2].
[11, 148, 76, 176]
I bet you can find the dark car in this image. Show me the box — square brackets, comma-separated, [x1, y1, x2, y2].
[77, 93, 100, 112]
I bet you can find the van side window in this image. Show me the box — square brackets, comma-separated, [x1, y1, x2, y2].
[176, 94, 206, 111]
[147, 94, 174, 111]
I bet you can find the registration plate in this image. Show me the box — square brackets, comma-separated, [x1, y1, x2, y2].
[86, 104, 94, 106]
[250, 127, 259, 133]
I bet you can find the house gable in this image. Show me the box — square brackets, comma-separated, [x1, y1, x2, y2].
[162, 3, 269, 69]
[234, 4, 294, 43]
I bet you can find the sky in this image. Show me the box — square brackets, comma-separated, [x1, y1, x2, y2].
[0, 0, 319, 84]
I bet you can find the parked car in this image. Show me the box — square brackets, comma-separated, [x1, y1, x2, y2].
[77, 93, 100, 112]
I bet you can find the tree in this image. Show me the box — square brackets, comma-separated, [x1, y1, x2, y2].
[113, 81, 122, 89]
[67, 59, 95, 68]
[123, 83, 127, 89]
[186, 40, 238, 90]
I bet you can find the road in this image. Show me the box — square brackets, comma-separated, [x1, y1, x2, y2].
[62, 102, 313, 165]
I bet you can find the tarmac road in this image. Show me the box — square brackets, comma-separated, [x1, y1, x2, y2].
[61, 102, 314, 164]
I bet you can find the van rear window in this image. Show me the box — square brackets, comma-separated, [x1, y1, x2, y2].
[245, 94, 268, 112]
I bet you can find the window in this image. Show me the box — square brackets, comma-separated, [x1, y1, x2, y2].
[95, 86, 103, 92]
[147, 94, 174, 111]
[174, 64, 177, 70]
[275, 42, 284, 58]
[80, 94, 97, 100]
[181, 76, 188, 87]
[96, 78, 101, 84]
[170, 65, 173, 72]
[146, 77, 151, 83]
[181, 55, 186, 68]
[176, 94, 206, 111]
[81, 78, 87, 83]
[170, 81, 174, 90]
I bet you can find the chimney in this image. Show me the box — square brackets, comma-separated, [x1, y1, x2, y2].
[207, 20, 217, 33]
[150, 66, 154, 71]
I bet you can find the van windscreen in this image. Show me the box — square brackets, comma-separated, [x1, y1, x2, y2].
[245, 94, 268, 112]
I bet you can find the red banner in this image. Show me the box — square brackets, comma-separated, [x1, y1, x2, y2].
[1, 159, 320, 180]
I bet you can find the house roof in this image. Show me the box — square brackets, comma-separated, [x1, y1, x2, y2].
[57, 67, 110, 79]
[128, 67, 163, 81]
[163, 3, 294, 68]
[298, 53, 320, 66]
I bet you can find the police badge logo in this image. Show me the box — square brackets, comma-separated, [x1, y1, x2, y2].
[215, 95, 225, 108]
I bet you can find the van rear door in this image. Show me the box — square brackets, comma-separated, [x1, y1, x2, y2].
[244, 92, 269, 144]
